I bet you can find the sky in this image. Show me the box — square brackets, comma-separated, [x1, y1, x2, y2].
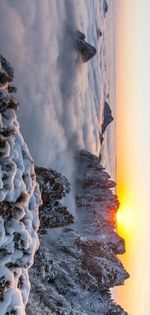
[115, 1, 150, 314]
[0, 0, 149, 313]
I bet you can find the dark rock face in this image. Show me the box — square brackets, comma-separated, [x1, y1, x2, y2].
[0, 55, 17, 95]
[0, 55, 14, 82]
[35, 166, 75, 232]
[74, 150, 125, 256]
[0, 68, 10, 85]
[97, 28, 103, 37]
[27, 150, 129, 315]
[103, 0, 109, 16]
[100, 102, 114, 145]
[75, 31, 97, 62]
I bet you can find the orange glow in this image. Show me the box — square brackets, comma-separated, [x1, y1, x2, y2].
[115, 1, 150, 313]
[116, 211, 121, 222]
[116, 203, 134, 237]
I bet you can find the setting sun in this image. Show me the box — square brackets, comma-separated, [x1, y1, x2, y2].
[116, 203, 134, 238]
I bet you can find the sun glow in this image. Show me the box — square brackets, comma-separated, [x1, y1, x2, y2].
[115, 0, 150, 313]
[116, 202, 134, 239]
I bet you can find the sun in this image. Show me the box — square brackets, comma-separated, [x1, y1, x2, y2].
[116, 203, 134, 237]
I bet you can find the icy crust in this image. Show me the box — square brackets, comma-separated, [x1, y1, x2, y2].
[0, 57, 41, 314]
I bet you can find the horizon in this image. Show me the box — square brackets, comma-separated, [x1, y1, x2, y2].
[115, 1, 150, 314]
[0, 0, 149, 314]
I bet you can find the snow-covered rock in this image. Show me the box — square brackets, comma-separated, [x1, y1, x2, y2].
[35, 166, 75, 233]
[27, 150, 129, 315]
[0, 55, 41, 314]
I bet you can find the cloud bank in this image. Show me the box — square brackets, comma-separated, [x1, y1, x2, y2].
[0, 0, 101, 211]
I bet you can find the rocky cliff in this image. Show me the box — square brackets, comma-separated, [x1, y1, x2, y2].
[100, 102, 114, 145]
[26, 150, 128, 315]
[0, 56, 41, 314]
[35, 166, 75, 233]
[75, 31, 97, 62]
[103, 0, 109, 17]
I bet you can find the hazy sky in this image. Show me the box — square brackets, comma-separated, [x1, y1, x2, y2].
[115, 1, 150, 314]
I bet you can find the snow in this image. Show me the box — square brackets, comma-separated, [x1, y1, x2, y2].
[0, 58, 41, 314]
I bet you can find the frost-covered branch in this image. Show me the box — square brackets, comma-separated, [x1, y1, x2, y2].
[0, 55, 41, 315]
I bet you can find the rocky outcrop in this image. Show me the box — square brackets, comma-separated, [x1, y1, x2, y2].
[100, 102, 114, 145]
[75, 31, 97, 62]
[0, 56, 41, 314]
[97, 28, 103, 37]
[103, 0, 109, 16]
[74, 150, 125, 255]
[27, 150, 129, 315]
[0, 55, 14, 82]
[35, 166, 75, 233]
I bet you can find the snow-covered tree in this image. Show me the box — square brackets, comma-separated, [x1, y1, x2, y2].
[0, 55, 41, 315]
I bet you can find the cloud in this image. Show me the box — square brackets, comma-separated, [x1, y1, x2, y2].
[0, 0, 100, 212]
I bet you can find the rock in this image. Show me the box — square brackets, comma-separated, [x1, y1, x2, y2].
[27, 150, 129, 315]
[7, 85, 17, 94]
[75, 31, 97, 62]
[0, 68, 9, 85]
[0, 55, 14, 82]
[35, 166, 71, 202]
[100, 102, 114, 144]
[103, 0, 109, 16]
[76, 30, 86, 40]
[35, 166, 75, 233]
[107, 306, 128, 315]
[101, 102, 114, 135]
[97, 28, 103, 37]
